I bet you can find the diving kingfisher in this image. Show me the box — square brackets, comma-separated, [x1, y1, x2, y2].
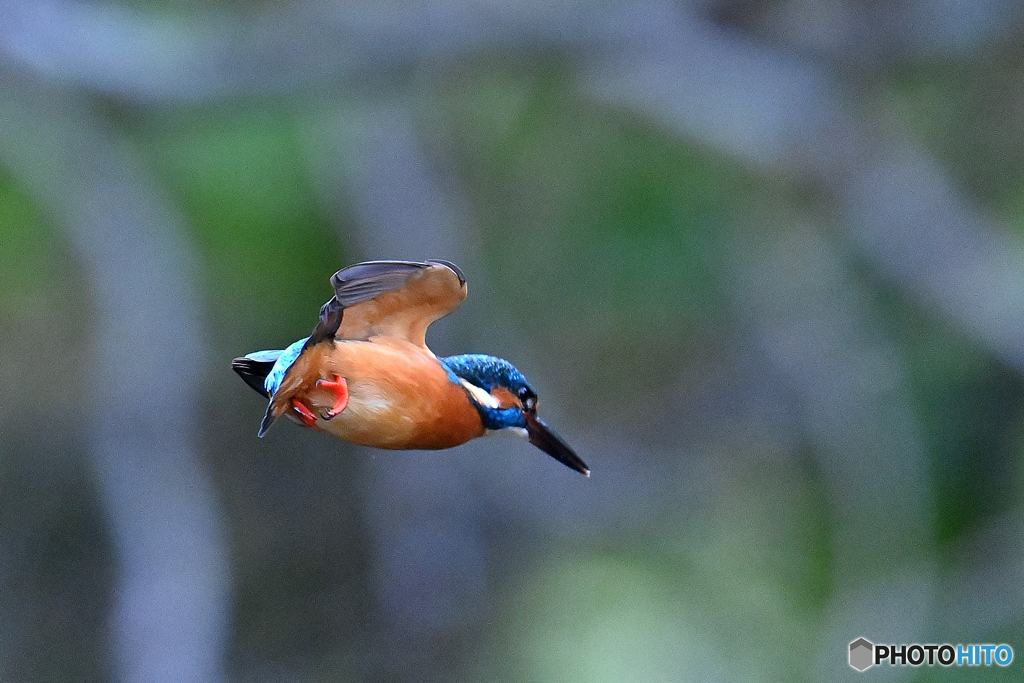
[231, 260, 589, 476]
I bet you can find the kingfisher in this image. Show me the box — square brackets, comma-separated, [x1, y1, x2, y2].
[231, 260, 589, 476]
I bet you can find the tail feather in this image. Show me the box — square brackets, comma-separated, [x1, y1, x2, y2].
[232, 356, 276, 398]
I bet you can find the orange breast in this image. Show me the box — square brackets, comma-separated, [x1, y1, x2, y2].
[269, 338, 484, 450]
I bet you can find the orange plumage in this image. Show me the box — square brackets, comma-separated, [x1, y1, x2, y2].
[268, 338, 484, 450]
[232, 260, 589, 476]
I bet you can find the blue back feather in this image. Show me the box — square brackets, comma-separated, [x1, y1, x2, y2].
[260, 336, 309, 397]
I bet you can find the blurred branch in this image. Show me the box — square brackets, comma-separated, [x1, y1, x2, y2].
[579, 1, 1024, 658]
[846, 151, 1024, 370]
[0, 0, 608, 101]
[310, 104, 490, 678]
[305, 101, 480, 278]
[581, 5, 1024, 373]
[732, 226, 931, 576]
[6, 0, 1024, 372]
[0, 73, 228, 682]
[4, 0, 1020, 103]
[4, 0, 1023, 675]
[702, 0, 1023, 61]
[304, 100, 703, 675]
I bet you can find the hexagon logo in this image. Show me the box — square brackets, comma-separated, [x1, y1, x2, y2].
[849, 638, 874, 671]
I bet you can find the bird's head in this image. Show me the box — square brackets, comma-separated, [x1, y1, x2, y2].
[441, 354, 589, 476]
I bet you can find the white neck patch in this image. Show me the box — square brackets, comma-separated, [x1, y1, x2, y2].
[459, 378, 500, 409]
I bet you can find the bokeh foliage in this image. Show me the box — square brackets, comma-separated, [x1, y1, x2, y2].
[2, 2, 1024, 681]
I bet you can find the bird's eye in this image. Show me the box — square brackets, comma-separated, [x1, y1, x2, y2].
[518, 387, 537, 413]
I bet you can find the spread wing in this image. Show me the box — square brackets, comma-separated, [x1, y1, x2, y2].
[305, 260, 467, 349]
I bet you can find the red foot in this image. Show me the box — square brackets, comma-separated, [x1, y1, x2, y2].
[316, 374, 349, 419]
[291, 398, 318, 427]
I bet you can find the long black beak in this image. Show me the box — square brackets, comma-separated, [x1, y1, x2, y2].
[523, 412, 590, 477]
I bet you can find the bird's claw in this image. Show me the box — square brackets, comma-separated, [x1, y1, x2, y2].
[316, 374, 349, 420]
[291, 398, 318, 427]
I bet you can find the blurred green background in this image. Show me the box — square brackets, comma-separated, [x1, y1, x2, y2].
[2, 1, 1024, 681]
